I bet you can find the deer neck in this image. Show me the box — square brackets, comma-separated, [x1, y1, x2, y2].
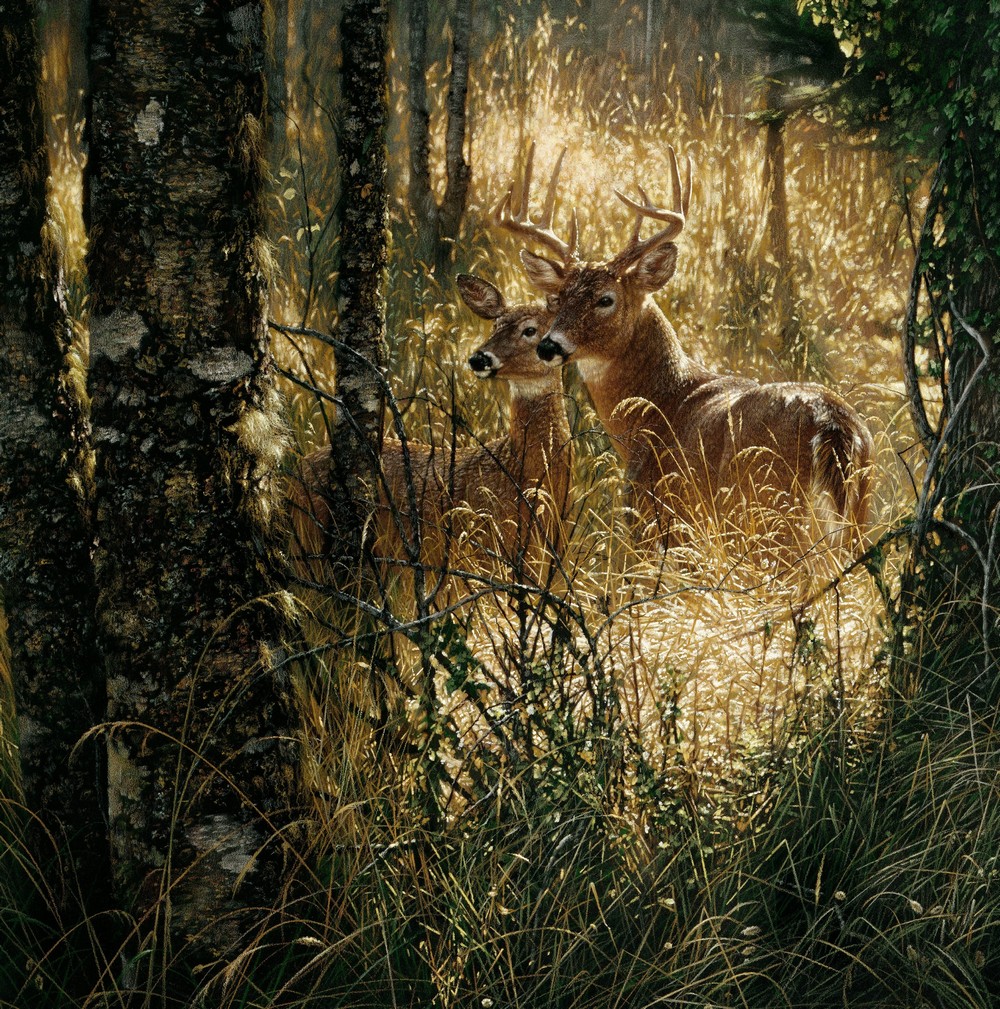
[505, 381, 571, 479]
[584, 299, 712, 460]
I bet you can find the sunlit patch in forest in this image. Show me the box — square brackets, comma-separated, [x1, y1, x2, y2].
[8, 0, 998, 1005]
[276, 6, 920, 819]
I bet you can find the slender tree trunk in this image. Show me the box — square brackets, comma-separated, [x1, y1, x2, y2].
[86, 0, 300, 960]
[267, 0, 290, 158]
[0, 0, 106, 884]
[762, 113, 789, 275]
[407, 0, 471, 267]
[939, 226, 1000, 545]
[326, 0, 389, 577]
[407, 0, 437, 263]
[898, 131, 1000, 693]
[438, 0, 472, 267]
[761, 92, 801, 372]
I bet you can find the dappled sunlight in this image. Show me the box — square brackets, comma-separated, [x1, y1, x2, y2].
[12, 0, 997, 1003]
[168, 5, 925, 835]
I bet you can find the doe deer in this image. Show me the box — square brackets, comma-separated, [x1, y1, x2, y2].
[290, 275, 572, 584]
[498, 145, 874, 558]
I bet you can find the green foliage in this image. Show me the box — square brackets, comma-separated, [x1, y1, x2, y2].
[733, 0, 846, 82]
[804, 1, 1000, 686]
[811, 1, 1000, 333]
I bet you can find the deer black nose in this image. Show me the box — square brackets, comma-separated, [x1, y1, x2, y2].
[536, 336, 565, 363]
[468, 350, 497, 376]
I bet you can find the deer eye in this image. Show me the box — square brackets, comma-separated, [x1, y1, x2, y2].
[597, 294, 615, 308]
[522, 326, 537, 339]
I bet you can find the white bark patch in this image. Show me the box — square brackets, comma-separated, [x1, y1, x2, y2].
[90, 309, 148, 362]
[227, 3, 261, 48]
[134, 98, 165, 146]
[336, 371, 382, 417]
[17, 714, 41, 755]
[186, 347, 253, 384]
[92, 425, 126, 445]
[0, 401, 48, 442]
[106, 734, 149, 833]
[188, 814, 262, 876]
[0, 167, 18, 208]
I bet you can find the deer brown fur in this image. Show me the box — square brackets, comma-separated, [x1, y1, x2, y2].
[505, 147, 873, 556]
[290, 275, 572, 582]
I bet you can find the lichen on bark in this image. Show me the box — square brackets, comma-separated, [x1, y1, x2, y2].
[323, 0, 389, 580]
[86, 0, 301, 958]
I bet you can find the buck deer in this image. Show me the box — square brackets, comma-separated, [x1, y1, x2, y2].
[497, 145, 873, 558]
[290, 275, 572, 583]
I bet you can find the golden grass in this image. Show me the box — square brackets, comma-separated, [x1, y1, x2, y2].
[271, 14, 920, 817]
[38, 0, 920, 856]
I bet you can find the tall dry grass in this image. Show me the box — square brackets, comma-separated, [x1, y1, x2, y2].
[253, 14, 945, 1005]
[2, 8, 970, 1007]
[277, 8, 919, 801]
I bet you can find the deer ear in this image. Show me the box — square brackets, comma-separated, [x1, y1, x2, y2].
[457, 274, 506, 319]
[519, 249, 566, 294]
[626, 243, 678, 291]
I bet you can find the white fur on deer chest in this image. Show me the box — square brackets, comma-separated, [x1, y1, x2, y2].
[576, 357, 609, 384]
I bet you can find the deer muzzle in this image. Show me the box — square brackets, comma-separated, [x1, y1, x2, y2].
[537, 332, 572, 365]
[468, 350, 499, 377]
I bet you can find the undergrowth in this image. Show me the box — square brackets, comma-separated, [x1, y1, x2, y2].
[3, 5, 994, 1009]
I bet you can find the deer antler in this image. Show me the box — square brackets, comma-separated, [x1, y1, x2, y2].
[495, 142, 579, 263]
[608, 146, 693, 272]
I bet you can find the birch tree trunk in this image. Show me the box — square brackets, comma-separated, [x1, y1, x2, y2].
[86, 0, 300, 959]
[0, 0, 107, 882]
[324, 0, 388, 578]
[267, 0, 290, 158]
[406, 0, 436, 263]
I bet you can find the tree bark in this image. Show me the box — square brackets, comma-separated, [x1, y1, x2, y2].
[407, 0, 471, 268]
[406, 0, 436, 263]
[760, 90, 802, 373]
[0, 0, 107, 884]
[86, 0, 300, 959]
[325, 0, 389, 577]
[267, 0, 290, 158]
[900, 134, 1000, 692]
[438, 0, 472, 265]
[762, 110, 789, 276]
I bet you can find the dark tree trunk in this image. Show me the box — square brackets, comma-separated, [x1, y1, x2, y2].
[86, 0, 300, 960]
[325, 0, 389, 577]
[0, 0, 107, 884]
[407, 0, 471, 268]
[438, 0, 472, 264]
[760, 92, 802, 373]
[407, 0, 437, 262]
[267, 0, 290, 158]
[899, 131, 1000, 695]
[762, 112, 789, 275]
